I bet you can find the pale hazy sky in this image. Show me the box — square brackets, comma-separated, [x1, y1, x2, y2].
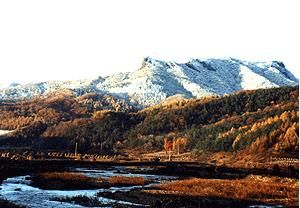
[0, 0, 299, 83]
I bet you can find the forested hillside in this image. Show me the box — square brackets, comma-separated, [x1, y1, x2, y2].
[0, 86, 298, 158]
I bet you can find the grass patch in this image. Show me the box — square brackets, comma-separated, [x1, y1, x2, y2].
[31, 172, 107, 190]
[98, 189, 261, 208]
[152, 175, 298, 206]
[108, 176, 147, 186]
[31, 172, 149, 190]
[39, 172, 93, 181]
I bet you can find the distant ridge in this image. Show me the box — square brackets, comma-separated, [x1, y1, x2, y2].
[0, 57, 298, 108]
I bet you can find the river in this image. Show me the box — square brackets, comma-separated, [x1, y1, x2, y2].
[0, 166, 176, 208]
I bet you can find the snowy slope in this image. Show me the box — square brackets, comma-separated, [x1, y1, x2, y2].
[0, 57, 298, 108]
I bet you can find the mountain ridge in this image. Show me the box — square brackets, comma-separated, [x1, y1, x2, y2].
[0, 57, 298, 108]
[0, 85, 298, 158]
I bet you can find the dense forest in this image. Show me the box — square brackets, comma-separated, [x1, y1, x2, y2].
[0, 86, 298, 157]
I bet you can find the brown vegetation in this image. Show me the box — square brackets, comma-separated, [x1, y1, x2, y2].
[0, 86, 298, 161]
[108, 176, 147, 186]
[151, 175, 298, 206]
[31, 172, 149, 190]
[31, 172, 106, 190]
[39, 172, 92, 182]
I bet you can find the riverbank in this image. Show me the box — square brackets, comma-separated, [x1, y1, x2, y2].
[1, 157, 298, 181]
[98, 173, 299, 207]
[0, 158, 298, 207]
[30, 172, 150, 190]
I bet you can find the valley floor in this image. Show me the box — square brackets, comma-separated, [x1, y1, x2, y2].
[0, 158, 298, 207]
[99, 175, 298, 207]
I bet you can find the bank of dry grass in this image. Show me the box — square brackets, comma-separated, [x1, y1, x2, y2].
[108, 176, 147, 186]
[150, 175, 298, 206]
[32, 172, 148, 190]
[32, 172, 106, 190]
[40, 172, 93, 182]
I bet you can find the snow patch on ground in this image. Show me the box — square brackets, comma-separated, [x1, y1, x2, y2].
[239, 65, 278, 89]
[0, 130, 14, 136]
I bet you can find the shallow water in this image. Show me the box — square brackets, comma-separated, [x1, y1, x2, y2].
[74, 166, 176, 181]
[0, 166, 176, 207]
[0, 166, 283, 208]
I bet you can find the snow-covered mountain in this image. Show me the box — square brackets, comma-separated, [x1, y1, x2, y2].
[0, 57, 298, 108]
[0, 82, 20, 90]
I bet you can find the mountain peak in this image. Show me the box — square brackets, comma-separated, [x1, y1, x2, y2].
[140, 57, 167, 69]
[0, 57, 298, 108]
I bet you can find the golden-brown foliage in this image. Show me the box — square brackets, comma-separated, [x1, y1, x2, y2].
[156, 176, 298, 206]
[108, 176, 147, 186]
[0, 86, 298, 156]
[39, 172, 92, 182]
[92, 110, 113, 119]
